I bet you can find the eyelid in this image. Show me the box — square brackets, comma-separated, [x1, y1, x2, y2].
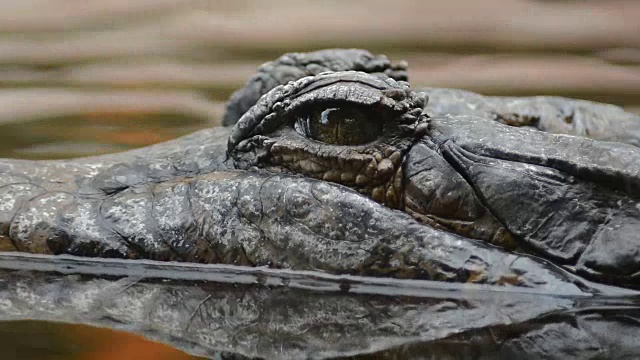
[284, 82, 389, 116]
[291, 78, 387, 100]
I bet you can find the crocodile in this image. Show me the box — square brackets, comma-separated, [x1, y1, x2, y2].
[2, 48, 640, 358]
[1, 49, 639, 289]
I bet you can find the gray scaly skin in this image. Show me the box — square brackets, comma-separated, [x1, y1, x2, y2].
[1, 49, 640, 290]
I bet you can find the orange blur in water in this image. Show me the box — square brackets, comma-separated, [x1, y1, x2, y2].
[81, 335, 194, 360]
[1, 321, 203, 360]
[71, 325, 198, 360]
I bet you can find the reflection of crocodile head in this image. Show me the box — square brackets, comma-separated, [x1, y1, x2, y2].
[2, 49, 640, 290]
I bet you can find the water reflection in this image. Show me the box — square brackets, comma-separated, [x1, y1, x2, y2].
[0, 321, 200, 360]
[1, 253, 640, 359]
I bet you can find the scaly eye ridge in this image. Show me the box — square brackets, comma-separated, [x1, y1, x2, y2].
[294, 105, 384, 145]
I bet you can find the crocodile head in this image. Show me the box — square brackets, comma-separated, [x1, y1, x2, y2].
[226, 69, 640, 285]
[226, 71, 514, 248]
[4, 49, 640, 360]
[1, 49, 640, 288]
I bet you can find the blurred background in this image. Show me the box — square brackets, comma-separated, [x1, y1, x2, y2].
[1, 0, 638, 358]
[0, 0, 638, 160]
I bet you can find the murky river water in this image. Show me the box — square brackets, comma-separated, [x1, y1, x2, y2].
[0, 0, 639, 358]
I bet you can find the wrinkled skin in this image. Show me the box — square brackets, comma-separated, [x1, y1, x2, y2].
[225, 58, 640, 287]
[1, 49, 640, 358]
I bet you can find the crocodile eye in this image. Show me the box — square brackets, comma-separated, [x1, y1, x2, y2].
[294, 106, 384, 145]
